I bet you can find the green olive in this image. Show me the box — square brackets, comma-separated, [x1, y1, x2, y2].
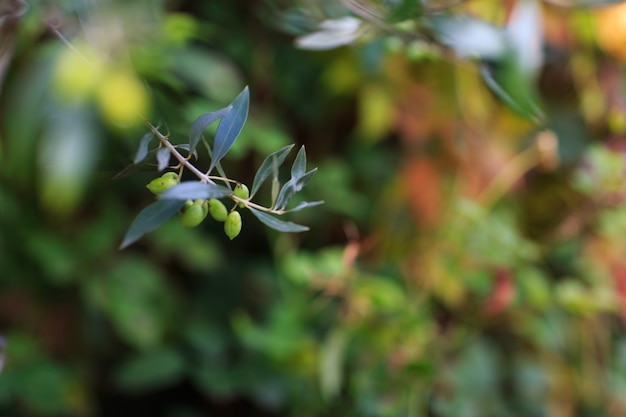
[233, 183, 249, 207]
[209, 198, 228, 222]
[181, 200, 207, 228]
[224, 211, 242, 240]
[161, 172, 179, 181]
[146, 172, 179, 195]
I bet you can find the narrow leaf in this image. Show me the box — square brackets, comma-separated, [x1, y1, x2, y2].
[480, 63, 544, 122]
[506, 0, 543, 79]
[113, 149, 158, 180]
[275, 168, 318, 210]
[156, 148, 171, 171]
[291, 146, 306, 180]
[251, 144, 294, 197]
[429, 15, 508, 60]
[160, 181, 231, 200]
[120, 200, 185, 249]
[209, 86, 250, 173]
[284, 200, 324, 213]
[248, 207, 309, 233]
[188, 106, 231, 153]
[271, 177, 280, 208]
[295, 17, 362, 50]
[206, 143, 231, 190]
[134, 132, 154, 164]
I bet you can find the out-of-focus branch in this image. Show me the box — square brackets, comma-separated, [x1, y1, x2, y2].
[0, 0, 29, 96]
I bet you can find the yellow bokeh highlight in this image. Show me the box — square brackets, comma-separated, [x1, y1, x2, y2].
[95, 69, 150, 127]
[52, 44, 106, 101]
[596, 3, 626, 60]
[357, 84, 395, 141]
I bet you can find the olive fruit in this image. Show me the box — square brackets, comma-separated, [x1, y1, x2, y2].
[146, 172, 179, 195]
[181, 200, 208, 228]
[233, 183, 249, 207]
[209, 198, 228, 222]
[224, 211, 242, 240]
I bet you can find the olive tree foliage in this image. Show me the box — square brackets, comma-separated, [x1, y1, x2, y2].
[120, 86, 322, 248]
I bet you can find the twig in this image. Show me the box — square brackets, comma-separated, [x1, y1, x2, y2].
[147, 122, 286, 215]
[147, 122, 216, 185]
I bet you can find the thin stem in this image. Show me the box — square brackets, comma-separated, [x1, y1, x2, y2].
[208, 176, 238, 184]
[231, 194, 286, 215]
[147, 122, 286, 215]
[147, 122, 216, 185]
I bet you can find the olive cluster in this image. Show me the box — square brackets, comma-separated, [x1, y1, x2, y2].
[146, 172, 248, 240]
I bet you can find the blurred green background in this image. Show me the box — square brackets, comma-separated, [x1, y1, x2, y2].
[3, 0, 626, 416]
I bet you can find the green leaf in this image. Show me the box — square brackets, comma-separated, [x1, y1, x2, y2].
[275, 168, 317, 210]
[160, 181, 232, 200]
[480, 62, 544, 122]
[134, 132, 154, 164]
[113, 151, 158, 180]
[429, 14, 544, 122]
[248, 207, 309, 232]
[291, 146, 306, 180]
[209, 86, 250, 173]
[284, 200, 324, 213]
[120, 200, 185, 249]
[251, 144, 294, 197]
[189, 106, 231, 153]
[156, 147, 171, 171]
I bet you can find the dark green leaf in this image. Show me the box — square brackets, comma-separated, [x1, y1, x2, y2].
[134, 132, 154, 164]
[275, 168, 317, 210]
[209, 86, 250, 173]
[189, 107, 231, 153]
[251, 144, 295, 197]
[291, 146, 306, 180]
[160, 181, 231, 200]
[120, 200, 185, 249]
[284, 200, 324, 213]
[156, 148, 171, 171]
[248, 207, 309, 232]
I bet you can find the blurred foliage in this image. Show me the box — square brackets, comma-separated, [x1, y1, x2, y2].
[4, 0, 626, 416]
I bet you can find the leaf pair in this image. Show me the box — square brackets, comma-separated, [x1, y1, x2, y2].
[274, 147, 318, 211]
